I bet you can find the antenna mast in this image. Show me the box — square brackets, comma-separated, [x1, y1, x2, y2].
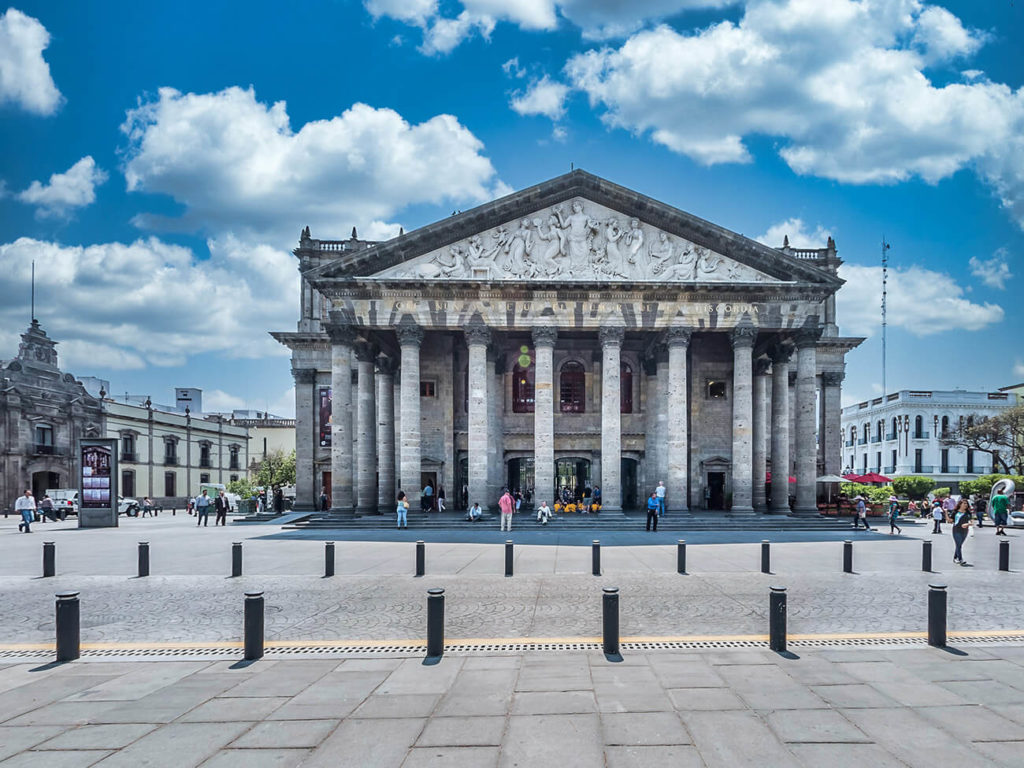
[881, 238, 891, 396]
[31, 260, 35, 323]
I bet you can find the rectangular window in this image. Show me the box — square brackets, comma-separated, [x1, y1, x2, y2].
[419, 380, 436, 398]
[164, 472, 176, 497]
[560, 372, 586, 413]
[164, 441, 177, 465]
[914, 449, 923, 473]
[891, 450, 897, 468]
[967, 449, 974, 473]
[200, 473, 210, 484]
[941, 448, 949, 474]
[199, 444, 211, 468]
[122, 470, 135, 498]
[706, 380, 727, 399]
[121, 434, 134, 460]
[229, 447, 240, 471]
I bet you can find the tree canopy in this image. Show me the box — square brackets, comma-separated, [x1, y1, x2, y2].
[254, 450, 296, 490]
[940, 405, 1024, 475]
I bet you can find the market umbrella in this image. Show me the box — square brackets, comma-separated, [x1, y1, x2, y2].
[858, 472, 891, 484]
[842, 473, 866, 482]
[817, 474, 846, 508]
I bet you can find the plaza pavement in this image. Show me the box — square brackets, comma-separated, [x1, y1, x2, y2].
[2, 513, 1024, 766]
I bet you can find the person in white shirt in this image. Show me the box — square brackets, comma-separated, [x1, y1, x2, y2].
[466, 503, 482, 522]
[15, 490, 36, 533]
[655, 481, 667, 517]
[537, 501, 552, 524]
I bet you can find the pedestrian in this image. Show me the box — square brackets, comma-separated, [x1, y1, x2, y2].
[141, 497, 154, 517]
[273, 488, 284, 514]
[319, 488, 329, 511]
[646, 492, 659, 531]
[971, 494, 984, 527]
[907, 500, 917, 518]
[15, 490, 35, 533]
[195, 489, 212, 526]
[396, 490, 409, 529]
[952, 497, 973, 565]
[593, 486, 601, 508]
[214, 490, 230, 526]
[852, 496, 871, 530]
[887, 496, 902, 535]
[466, 502, 482, 522]
[422, 482, 433, 513]
[582, 485, 592, 513]
[536, 501, 552, 524]
[991, 483, 1011, 536]
[256, 491, 266, 514]
[499, 488, 515, 532]
[515, 491, 522, 513]
[39, 494, 56, 523]
[931, 498, 945, 534]
[655, 481, 666, 516]
[437, 486, 446, 513]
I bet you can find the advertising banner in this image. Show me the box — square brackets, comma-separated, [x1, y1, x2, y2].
[319, 386, 332, 447]
[78, 438, 118, 528]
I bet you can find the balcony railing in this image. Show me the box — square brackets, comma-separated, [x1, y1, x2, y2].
[857, 438, 868, 445]
[199, 458, 212, 468]
[120, 452, 137, 462]
[164, 456, 178, 466]
[868, 466, 880, 473]
[884, 465, 896, 474]
[915, 465, 933, 473]
[34, 444, 56, 455]
[885, 432, 897, 441]
[912, 431, 930, 439]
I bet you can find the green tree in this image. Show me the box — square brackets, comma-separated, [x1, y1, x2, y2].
[255, 450, 296, 491]
[226, 477, 255, 498]
[891, 476, 935, 499]
[958, 474, 1024, 499]
[941, 405, 1024, 475]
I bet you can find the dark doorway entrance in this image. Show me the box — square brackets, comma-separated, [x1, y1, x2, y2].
[456, 456, 468, 510]
[420, 472, 437, 511]
[320, 471, 331, 510]
[555, 458, 591, 504]
[507, 458, 534, 503]
[708, 472, 725, 510]
[32, 471, 61, 502]
[621, 458, 638, 509]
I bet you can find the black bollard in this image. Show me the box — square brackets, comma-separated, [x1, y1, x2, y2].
[761, 540, 771, 574]
[325, 542, 335, 577]
[677, 540, 687, 574]
[138, 542, 150, 577]
[592, 540, 601, 576]
[55, 591, 80, 662]
[415, 541, 425, 577]
[922, 540, 932, 572]
[843, 540, 853, 573]
[244, 590, 264, 660]
[43, 541, 55, 578]
[999, 539, 1010, 572]
[928, 583, 947, 648]
[231, 542, 243, 577]
[426, 588, 445, 657]
[769, 586, 787, 652]
[505, 540, 514, 577]
[602, 587, 620, 656]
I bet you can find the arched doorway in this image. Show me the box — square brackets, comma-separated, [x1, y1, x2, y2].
[620, 458, 639, 509]
[555, 457, 591, 503]
[32, 470, 62, 501]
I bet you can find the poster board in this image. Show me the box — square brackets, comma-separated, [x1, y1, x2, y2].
[78, 438, 119, 528]
[319, 386, 332, 447]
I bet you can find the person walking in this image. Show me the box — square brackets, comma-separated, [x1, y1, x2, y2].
[15, 490, 35, 533]
[582, 485, 592, 513]
[991, 485, 1010, 536]
[39, 494, 56, 523]
[931, 498, 945, 534]
[952, 497, 973, 565]
[499, 488, 515, 532]
[214, 491, 230, 526]
[273, 488, 284, 514]
[422, 482, 433, 513]
[971, 494, 984, 527]
[437, 486, 446, 513]
[655, 481, 666, 517]
[887, 496, 902, 535]
[319, 488, 329, 512]
[852, 496, 871, 530]
[645, 492, 659, 531]
[195, 489, 212, 526]
[396, 491, 409, 529]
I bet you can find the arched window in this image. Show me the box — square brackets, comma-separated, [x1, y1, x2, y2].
[914, 415, 923, 438]
[891, 417, 898, 438]
[560, 361, 586, 413]
[876, 420, 883, 441]
[620, 362, 633, 413]
[513, 357, 535, 413]
[941, 415, 949, 436]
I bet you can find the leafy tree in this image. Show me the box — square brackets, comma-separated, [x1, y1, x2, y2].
[841, 482, 893, 504]
[941, 405, 1024, 475]
[959, 474, 1024, 499]
[891, 476, 935, 499]
[932, 487, 951, 499]
[255, 450, 296, 491]
[226, 478, 255, 498]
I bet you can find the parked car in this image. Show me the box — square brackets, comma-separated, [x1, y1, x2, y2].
[118, 496, 140, 516]
[45, 489, 78, 517]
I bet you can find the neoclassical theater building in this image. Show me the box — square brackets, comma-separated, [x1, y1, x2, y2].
[273, 171, 862, 516]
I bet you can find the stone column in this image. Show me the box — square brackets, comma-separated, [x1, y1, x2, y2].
[788, 370, 797, 477]
[489, 354, 505, 504]
[353, 345, 377, 515]
[532, 326, 557, 506]
[793, 328, 822, 514]
[599, 326, 625, 511]
[666, 327, 691, 512]
[769, 341, 793, 514]
[643, 357, 659, 494]
[375, 356, 396, 513]
[656, 348, 670, 488]
[821, 371, 845, 477]
[752, 357, 771, 511]
[466, 319, 491, 512]
[291, 367, 317, 512]
[327, 323, 356, 515]
[730, 326, 757, 513]
[396, 317, 424, 496]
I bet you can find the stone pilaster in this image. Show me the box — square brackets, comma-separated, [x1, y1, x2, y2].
[788, 369, 797, 477]
[643, 357, 659, 496]
[752, 357, 771, 511]
[354, 344, 377, 515]
[821, 371, 845, 477]
[532, 325, 557, 506]
[466, 318, 491, 511]
[769, 341, 793, 513]
[666, 327, 691, 512]
[793, 327, 822, 514]
[327, 322, 356, 516]
[599, 325, 625, 511]
[375, 356, 396, 512]
[489, 354, 505, 505]
[730, 326, 757, 513]
[291, 367, 317, 512]
[396, 316, 424, 496]
[656, 348, 670, 490]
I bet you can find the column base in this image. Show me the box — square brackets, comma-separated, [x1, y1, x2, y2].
[327, 506, 356, 518]
[356, 506, 381, 516]
[729, 506, 756, 515]
[289, 503, 317, 513]
[790, 506, 822, 517]
[767, 506, 792, 515]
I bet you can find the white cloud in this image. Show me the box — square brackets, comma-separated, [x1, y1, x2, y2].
[1013, 361, 1024, 380]
[510, 75, 569, 120]
[837, 263, 1004, 337]
[502, 56, 526, 78]
[558, 0, 735, 40]
[755, 217, 831, 249]
[17, 156, 108, 219]
[202, 389, 248, 413]
[365, 0, 437, 26]
[0, 234, 297, 372]
[969, 249, 1013, 290]
[119, 86, 504, 246]
[0, 8, 62, 115]
[565, 1, 1024, 229]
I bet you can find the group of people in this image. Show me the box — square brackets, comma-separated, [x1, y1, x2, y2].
[645, 481, 668, 531]
[188, 489, 231, 527]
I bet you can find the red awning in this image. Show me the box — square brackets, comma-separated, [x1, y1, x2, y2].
[765, 472, 796, 483]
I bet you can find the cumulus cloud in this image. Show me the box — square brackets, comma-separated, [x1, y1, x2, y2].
[510, 75, 570, 120]
[969, 249, 1013, 290]
[837, 263, 1003, 337]
[565, 0, 1024, 229]
[119, 86, 505, 245]
[1014, 361, 1024, 380]
[17, 156, 108, 219]
[0, 8, 62, 115]
[755, 217, 832, 249]
[0, 235, 297, 372]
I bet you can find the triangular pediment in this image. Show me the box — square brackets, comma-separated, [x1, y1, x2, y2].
[305, 170, 842, 289]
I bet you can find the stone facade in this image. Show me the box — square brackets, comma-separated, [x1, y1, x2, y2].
[273, 171, 862, 514]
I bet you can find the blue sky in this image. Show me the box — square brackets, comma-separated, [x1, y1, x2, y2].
[1, 0, 1022, 416]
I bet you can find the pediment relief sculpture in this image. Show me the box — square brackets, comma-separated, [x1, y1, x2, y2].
[372, 199, 781, 283]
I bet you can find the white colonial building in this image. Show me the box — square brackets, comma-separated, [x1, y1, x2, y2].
[274, 171, 863, 516]
[840, 389, 1018, 490]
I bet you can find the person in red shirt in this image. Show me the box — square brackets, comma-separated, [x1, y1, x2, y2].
[499, 489, 515, 532]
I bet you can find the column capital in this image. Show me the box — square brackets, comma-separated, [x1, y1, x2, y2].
[375, 354, 398, 375]
[395, 315, 424, 347]
[754, 357, 772, 376]
[822, 370, 845, 387]
[291, 367, 317, 384]
[465, 318, 492, 347]
[326, 321, 358, 346]
[354, 342, 377, 363]
[598, 325, 625, 347]
[794, 325, 823, 348]
[665, 326, 692, 348]
[730, 325, 757, 348]
[532, 325, 558, 347]
[769, 339, 794, 364]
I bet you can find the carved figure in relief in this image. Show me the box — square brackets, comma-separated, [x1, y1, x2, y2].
[649, 231, 676, 275]
[660, 244, 698, 281]
[533, 214, 566, 276]
[503, 218, 533, 273]
[624, 218, 644, 278]
[598, 218, 631, 279]
[696, 249, 723, 277]
[554, 200, 597, 270]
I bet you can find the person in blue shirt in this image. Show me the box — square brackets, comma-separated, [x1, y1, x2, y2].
[645, 492, 659, 532]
